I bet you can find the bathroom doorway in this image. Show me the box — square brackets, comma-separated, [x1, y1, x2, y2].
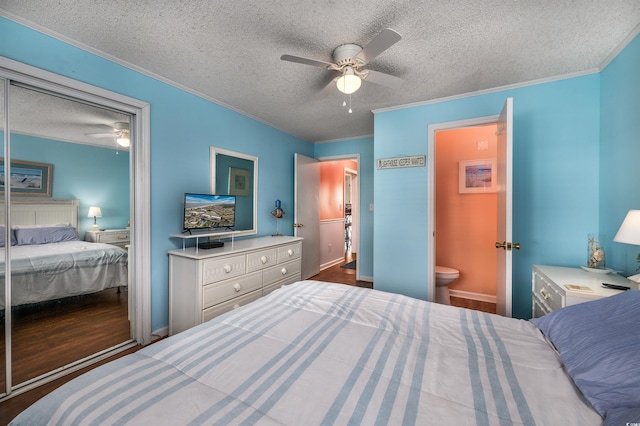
[434, 123, 498, 308]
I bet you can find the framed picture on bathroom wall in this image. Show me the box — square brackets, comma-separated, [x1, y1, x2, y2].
[459, 158, 497, 194]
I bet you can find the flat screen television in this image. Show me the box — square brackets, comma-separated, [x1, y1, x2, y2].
[183, 193, 236, 231]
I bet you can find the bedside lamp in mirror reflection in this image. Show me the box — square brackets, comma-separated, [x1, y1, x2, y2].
[88, 206, 102, 230]
[613, 209, 640, 284]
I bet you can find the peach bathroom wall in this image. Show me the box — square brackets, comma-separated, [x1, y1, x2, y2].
[435, 125, 498, 297]
[320, 160, 357, 220]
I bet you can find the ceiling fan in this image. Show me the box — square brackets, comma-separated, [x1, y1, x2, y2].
[280, 28, 405, 96]
[85, 122, 130, 147]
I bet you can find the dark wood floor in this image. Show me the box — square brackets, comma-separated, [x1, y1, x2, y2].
[310, 252, 496, 314]
[309, 252, 373, 289]
[0, 288, 133, 424]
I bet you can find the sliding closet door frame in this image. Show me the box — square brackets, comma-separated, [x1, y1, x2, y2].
[0, 57, 152, 398]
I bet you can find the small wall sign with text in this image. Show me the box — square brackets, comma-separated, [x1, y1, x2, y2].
[377, 155, 426, 170]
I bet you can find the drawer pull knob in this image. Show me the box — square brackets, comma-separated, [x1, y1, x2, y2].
[223, 265, 232, 273]
[287, 249, 294, 256]
[539, 288, 550, 300]
[260, 256, 268, 264]
[233, 303, 240, 309]
[233, 283, 241, 292]
[281, 267, 287, 275]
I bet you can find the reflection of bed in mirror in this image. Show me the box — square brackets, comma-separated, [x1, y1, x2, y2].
[0, 199, 128, 309]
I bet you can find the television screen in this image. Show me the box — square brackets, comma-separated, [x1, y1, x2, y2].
[183, 193, 236, 231]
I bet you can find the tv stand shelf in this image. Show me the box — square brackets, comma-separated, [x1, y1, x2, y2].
[170, 230, 238, 252]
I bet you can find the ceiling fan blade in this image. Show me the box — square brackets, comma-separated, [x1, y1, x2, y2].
[85, 132, 115, 138]
[314, 77, 340, 100]
[355, 28, 402, 64]
[281, 54, 334, 69]
[361, 70, 404, 89]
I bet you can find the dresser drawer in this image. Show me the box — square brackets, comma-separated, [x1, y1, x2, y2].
[533, 271, 563, 312]
[264, 259, 301, 286]
[202, 254, 246, 284]
[532, 294, 551, 318]
[263, 273, 301, 296]
[247, 249, 278, 272]
[202, 271, 262, 309]
[277, 242, 301, 264]
[86, 229, 129, 245]
[202, 289, 262, 322]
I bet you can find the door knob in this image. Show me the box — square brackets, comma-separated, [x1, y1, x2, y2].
[293, 223, 303, 228]
[495, 241, 521, 251]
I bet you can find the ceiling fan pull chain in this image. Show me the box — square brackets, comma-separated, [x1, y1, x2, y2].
[348, 94, 353, 114]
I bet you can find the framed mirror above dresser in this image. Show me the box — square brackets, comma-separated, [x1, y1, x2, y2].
[209, 147, 258, 237]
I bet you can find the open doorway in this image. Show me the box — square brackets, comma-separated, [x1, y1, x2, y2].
[317, 157, 359, 275]
[427, 99, 513, 316]
[434, 124, 498, 312]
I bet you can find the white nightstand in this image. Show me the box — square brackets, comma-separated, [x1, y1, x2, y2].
[532, 265, 638, 318]
[85, 229, 130, 248]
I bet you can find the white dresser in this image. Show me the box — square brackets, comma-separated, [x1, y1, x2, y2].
[532, 265, 637, 318]
[169, 236, 302, 335]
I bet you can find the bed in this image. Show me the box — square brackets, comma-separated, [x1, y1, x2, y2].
[0, 199, 128, 309]
[11, 280, 640, 425]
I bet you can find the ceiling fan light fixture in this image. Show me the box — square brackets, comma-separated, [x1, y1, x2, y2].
[336, 67, 361, 94]
[116, 136, 130, 147]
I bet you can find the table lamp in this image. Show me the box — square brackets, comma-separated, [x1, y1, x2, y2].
[613, 209, 640, 283]
[88, 206, 102, 230]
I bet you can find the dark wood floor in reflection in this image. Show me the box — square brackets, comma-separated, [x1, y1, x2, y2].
[0, 288, 131, 424]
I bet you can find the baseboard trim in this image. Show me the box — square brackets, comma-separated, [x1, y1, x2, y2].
[358, 275, 373, 282]
[152, 326, 169, 339]
[448, 289, 496, 304]
[320, 257, 344, 270]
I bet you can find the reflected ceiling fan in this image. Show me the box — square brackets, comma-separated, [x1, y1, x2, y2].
[85, 122, 130, 147]
[281, 28, 405, 97]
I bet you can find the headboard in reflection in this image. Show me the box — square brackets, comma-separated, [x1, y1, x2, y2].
[209, 147, 258, 236]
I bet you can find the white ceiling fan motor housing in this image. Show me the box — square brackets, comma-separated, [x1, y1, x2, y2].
[333, 44, 363, 68]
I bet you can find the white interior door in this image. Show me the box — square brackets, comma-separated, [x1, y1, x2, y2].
[294, 153, 320, 279]
[496, 97, 514, 317]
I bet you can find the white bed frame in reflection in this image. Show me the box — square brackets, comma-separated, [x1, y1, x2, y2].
[0, 198, 79, 229]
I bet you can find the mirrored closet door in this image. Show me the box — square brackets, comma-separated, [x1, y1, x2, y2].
[1, 78, 135, 397]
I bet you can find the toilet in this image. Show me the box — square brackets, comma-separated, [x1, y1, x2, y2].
[435, 266, 460, 305]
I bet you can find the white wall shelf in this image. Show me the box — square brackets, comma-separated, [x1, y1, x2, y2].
[170, 230, 239, 252]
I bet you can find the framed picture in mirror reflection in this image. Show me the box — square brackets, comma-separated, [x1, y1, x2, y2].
[229, 167, 250, 196]
[0, 158, 53, 196]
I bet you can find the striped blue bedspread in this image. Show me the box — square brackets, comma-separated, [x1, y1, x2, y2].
[11, 281, 601, 425]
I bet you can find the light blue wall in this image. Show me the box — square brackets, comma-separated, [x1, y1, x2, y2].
[600, 34, 640, 274]
[374, 75, 602, 318]
[10, 134, 130, 236]
[1, 17, 313, 332]
[314, 137, 374, 279]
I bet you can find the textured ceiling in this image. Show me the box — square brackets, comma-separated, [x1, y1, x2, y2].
[2, 1, 640, 143]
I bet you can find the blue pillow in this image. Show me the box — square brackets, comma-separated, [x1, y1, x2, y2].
[0, 226, 17, 247]
[531, 290, 640, 417]
[14, 226, 79, 245]
[604, 406, 640, 426]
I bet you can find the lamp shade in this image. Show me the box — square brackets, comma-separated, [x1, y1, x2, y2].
[613, 210, 640, 245]
[88, 206, 102, 218]
[336, 67, 361, 94]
